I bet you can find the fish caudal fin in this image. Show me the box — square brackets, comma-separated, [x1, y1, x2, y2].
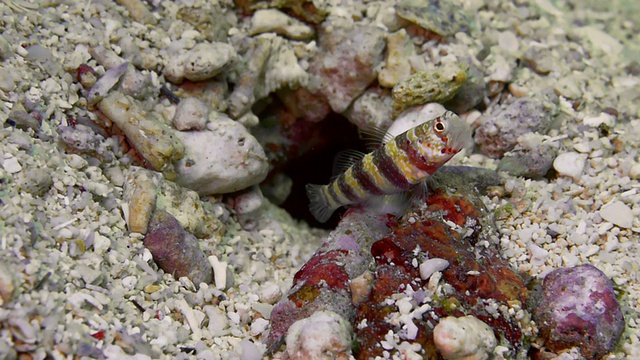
[305, 184, 337, 223]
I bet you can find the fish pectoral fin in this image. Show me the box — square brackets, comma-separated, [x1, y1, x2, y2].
[358, 124, 394, 152]
[362, 193, 411, 218]
[305, 184, 338, 223]
[331, 149, 366, 179]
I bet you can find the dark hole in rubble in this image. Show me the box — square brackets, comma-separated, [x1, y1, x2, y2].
[259, 111, 364, 229]
[285, 114, 363, 229]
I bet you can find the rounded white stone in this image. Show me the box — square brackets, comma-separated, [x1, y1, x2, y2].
[419, 258, 450, 280]
[433, 315, 497, 360]
[629, 163, 640, 180]
[553, 152, 586, 179]
[599, 201, 634, 229]
[2, 157, 22, 174]
[174, 116, 268, 195]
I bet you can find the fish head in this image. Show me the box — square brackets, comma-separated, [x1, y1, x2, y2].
[415, 111, 473, 166]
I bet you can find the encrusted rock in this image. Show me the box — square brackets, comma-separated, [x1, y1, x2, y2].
[164, 42, 237, 84]
[173, 115, 268, 195]
[378, 29, 415, 88]
[395, 0, 470, 37]
[310, 25, 386, 113]
[267, 210, 391, 354]
[497, 133, 558, 179]
[97, 91, 185, 179]
[345, 87, 394, 131]
[229, 35, 308, 118]
[532, 264, 625, 359]
[250, 9, 315, 40]
[392, 62, 468, 116]
[474, 97, 553, 158]
[124, 167, 225, 237]
[144, 210, 214, 287]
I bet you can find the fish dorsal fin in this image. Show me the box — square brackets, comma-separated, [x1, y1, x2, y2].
[359, 125, 394, 151]
[332, 149, 365, 179]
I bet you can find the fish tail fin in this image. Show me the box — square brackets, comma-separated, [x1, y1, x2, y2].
[305, 184, 337, 223]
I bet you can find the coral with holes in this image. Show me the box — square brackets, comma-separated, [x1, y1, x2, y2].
[266, 210, 392, 354]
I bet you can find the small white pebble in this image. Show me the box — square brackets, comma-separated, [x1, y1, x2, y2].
[573, 141, 591, 153]
[208, 255, 228, 290]
[122, 275, 137, 290]
[249, 318, 269, 336]
[2, 157, 22, 173]
[396, 298, 413, 315]
[553, 152, 586, 179]
[599, 201, 634, 229]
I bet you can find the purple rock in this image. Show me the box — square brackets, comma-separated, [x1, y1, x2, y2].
[143, 210, 213, 286]
[533, 264, 624, 359]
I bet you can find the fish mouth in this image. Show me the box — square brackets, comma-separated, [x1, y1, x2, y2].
[443, 113, 473, 152]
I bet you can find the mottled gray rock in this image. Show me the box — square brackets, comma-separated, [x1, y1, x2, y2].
[497, 134, 557, 179]
[445, 59, 487, 114]
[6, 110, 40, 132]
[474, 97, 553, 158]
[57, 125, 114, 162]
[310, 25, 386, 113]
[14, 167, 53, 197]
[395, 0, 470, 36]
[144, 210, 213, 287]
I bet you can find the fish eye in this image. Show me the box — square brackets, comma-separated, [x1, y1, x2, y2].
[434, 120, 446, 133]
